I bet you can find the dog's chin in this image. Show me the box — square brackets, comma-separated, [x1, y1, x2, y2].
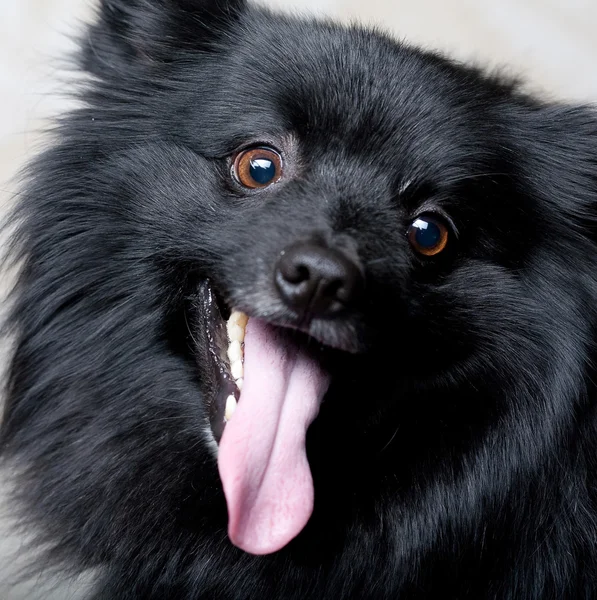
[187, 278, 360, 555]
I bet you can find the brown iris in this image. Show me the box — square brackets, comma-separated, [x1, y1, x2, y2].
[407, 215, 450, 256]
[232, 147, 283, 189]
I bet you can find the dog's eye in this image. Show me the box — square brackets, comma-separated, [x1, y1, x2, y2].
[407, 215, 450, 256]
[232, 147, 283, 189]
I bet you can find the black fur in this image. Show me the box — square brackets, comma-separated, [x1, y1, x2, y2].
[3, 1, 597, 597]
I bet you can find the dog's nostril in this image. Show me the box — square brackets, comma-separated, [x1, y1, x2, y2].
[283, 263, 311, 285]
[275, 242, 363, 316]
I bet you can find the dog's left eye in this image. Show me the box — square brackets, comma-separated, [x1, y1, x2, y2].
[407, 214, 450, 256]
[232, 146, 283, 189]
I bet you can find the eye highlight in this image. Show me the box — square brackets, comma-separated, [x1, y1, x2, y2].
[407, 215, 450, 256]
[232, 147, 283, 189]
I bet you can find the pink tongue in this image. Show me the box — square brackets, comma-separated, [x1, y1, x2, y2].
[218, 319, 330, 555]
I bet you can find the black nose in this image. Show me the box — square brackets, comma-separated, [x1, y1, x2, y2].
[274, 242, 363, 316]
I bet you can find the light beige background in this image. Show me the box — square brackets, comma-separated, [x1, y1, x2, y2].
[1, 0, 596, 598]
[2, 0, 597, 212]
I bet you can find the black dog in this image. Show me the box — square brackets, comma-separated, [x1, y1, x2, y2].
[3, 0, 597, 598]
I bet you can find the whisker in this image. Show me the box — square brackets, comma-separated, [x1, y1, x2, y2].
[184, 310, 200, 348]
[440, 172, 510, 186]
[366, 257, 392, 266]
[379, 426, 400, 454]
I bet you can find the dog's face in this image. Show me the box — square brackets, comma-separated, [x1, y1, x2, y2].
[4, 0, 597, 576]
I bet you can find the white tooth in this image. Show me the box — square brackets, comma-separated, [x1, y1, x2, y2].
[229, 311, 243, 326]
[227, 311, 249, 342]
[231, 360, 244, 380]
[227, 340, 243, 363]
[225, 395, 237, 421]
[236, 378, 244, 391]
[237, 312, 249, 330]
[227, 323, 245, 343]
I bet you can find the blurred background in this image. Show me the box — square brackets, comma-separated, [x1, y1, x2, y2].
[1, 0, 597, 210]
[0, 0, 596, 597]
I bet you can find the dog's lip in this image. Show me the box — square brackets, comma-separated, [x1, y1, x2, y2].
[267, 318, 360, 353]
[190, 281, 238, 443]
[189, 280, 361, 441]
[230, 306, 363, 354]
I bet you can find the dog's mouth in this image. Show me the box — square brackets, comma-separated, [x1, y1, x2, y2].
[190, 280, 337, 556]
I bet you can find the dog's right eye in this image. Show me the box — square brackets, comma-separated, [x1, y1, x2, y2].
[232, 147, 283, 189]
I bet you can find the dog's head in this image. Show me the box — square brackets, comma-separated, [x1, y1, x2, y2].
[4, 0, 597, 563]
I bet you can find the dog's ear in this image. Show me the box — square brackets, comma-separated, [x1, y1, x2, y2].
[81, 0, 246, 77]
[516, 105, 597, 242]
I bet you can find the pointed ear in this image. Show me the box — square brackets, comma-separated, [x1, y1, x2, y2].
[81, 0, 246, 77]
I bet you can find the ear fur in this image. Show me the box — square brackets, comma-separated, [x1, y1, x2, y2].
[516, 105, 597, 242]
[81, 0, 246, 77]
